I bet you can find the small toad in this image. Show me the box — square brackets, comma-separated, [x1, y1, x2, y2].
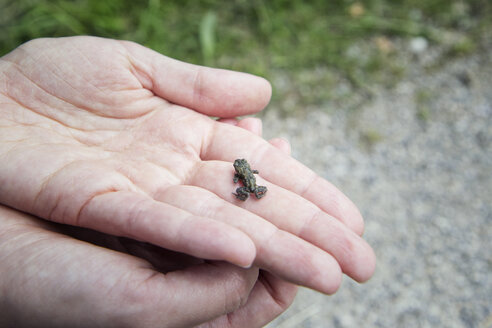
[232, 159, 267, 201]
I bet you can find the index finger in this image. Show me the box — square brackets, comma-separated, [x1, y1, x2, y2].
[202, 121, 365, 235]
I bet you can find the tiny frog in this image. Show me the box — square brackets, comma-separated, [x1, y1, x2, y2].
[232, 159, 267, 201]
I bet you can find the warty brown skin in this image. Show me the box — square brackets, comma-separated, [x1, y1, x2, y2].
[233, 159, 268, 201]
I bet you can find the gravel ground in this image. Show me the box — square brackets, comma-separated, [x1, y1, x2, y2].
[263, 44, 492, 328]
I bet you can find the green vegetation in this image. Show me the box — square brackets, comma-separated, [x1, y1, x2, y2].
[360, 128, 384, 150]
[415, 89, 432, 122]
[1, 0, 490, 112]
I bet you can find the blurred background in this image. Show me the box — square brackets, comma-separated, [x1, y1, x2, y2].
[1, 1, 491, 327]
[1, 0, 491, 111]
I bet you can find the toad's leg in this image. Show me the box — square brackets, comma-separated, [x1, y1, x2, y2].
[233, 187, 250, 201]
[254, 186, 268, 199]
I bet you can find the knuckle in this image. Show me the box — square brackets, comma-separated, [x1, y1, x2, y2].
[221, 268, 257, 313]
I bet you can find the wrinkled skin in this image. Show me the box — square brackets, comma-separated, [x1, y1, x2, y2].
[0, 36, 375, 327]
[0, 205, 297, 328]
[0, 118, 298, 328]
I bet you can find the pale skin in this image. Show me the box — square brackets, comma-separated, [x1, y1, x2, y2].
[0, 36, 375, 326]
[0, 118, 297, 328]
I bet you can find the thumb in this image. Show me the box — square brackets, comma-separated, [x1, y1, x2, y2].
[142, 262, 259, 327]
[121, 40, 272, 118]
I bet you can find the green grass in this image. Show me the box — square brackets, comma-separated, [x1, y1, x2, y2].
[1, 0, 491, 110]
[415, 89, 433, 122]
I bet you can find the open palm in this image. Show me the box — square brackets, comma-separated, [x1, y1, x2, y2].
[0, 36, 374, 294]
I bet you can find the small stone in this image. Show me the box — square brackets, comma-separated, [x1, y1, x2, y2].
[349, 2, 365, 18]
[375, 36, 394, 55]
[410, 37, 428, 54]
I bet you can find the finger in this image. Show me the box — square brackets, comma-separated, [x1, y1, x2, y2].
[218, 117, 263, 137]
[121, 41, 272, 118]
[217, 118, 291, 155]
[236, 117, 263, 136]
[227, 271, 298, 327]
[202, 122, 365, 235]
[187, 160, 376, 283]
[268, 137, 291, 155]
[202, 271, 298, 328]
[233, 119, 292, 156]
[217, 117, 292, 156]
[119, 238, 205, 273]
[141, 262, 260, 327]
[0, 206, 260, 328]
[155, 184, 342, 294]
[77, 190, 256, 268]
[217, 117, 293, 170]
[217, 118, 239, 125]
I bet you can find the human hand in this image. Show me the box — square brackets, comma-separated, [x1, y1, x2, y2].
[0, 203, 299, 328]
[0, 118, 298, 328]
[0, 36, 375, 294]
